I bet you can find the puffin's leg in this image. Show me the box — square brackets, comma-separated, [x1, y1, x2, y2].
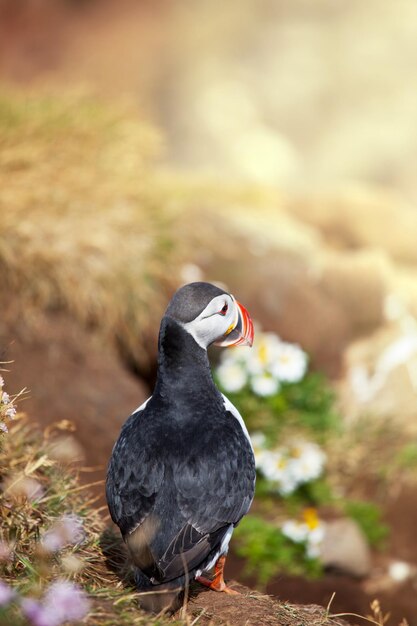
[196, 555, 239, 594]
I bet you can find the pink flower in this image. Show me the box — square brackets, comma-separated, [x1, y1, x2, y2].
[21, 581, 90, 626]
[41, 515, 84, 553]
[44, 581, 90, 623]
[5, 406, 16, 419]
[0, 580, 15, 607]
[21, 598, 55, 626]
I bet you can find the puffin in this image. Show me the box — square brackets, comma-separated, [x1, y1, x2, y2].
[106, 282, 256, 613]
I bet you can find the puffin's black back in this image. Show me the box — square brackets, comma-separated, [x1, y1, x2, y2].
[106, 287, 255, 613]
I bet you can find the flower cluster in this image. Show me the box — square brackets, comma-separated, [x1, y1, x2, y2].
[0, 578, 90, 626]
[22, 581, 90, 626]
[281, 508, 326, 559]
[216, 330, 308, 397]
[0, 376, 17, 433]
[0, 513, 88, 624]
[41, 515, 85, 553]
[0, 580, 16, 606]
[252, 432, 326, 495]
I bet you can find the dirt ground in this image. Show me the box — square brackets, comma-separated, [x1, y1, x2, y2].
[227, 552, 417, 626]
[186, 582, 352, 626]
[0, 310, 148, 489]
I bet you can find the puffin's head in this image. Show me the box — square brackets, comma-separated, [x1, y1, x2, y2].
[165, 282, 254, 350]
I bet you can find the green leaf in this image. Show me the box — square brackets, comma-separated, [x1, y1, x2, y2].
[344, 500, 389, 548]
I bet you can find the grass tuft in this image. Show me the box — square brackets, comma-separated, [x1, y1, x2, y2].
[0, 415, 189, 625]
[0, 88, 194, 375]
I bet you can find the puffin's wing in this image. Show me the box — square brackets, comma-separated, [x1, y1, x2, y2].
[157, 414, 255, 580]
[175, 414, 255, 531]
[106, 405, 164, 537]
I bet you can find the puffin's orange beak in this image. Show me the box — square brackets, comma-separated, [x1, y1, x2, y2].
[215, 299, 254, 348]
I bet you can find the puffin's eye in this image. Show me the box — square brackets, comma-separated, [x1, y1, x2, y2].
[219, 303, 228, 316]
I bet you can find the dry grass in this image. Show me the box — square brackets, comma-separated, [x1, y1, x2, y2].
[0, 414, 193, 625]
[0, 87, 192, 373]
[0, 87, 283, 377]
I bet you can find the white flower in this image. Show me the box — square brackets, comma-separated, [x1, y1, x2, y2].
[257, 450, 287, 481]
[349, 365, 385, 403]
[0, 423, 8, 434]
[218, 330, 309, 394]
[1, 392, 10, 405]
[282, 509, 326, 559]
[307, 524, 326, 546]
[281, 520, 309, 543]
[289, 442, 326, 483]
[306, 541, 322, 559]
[250, 431, 266, 449]
[245, 333, 282, 375]
[216, 361, 247, 393]
[257, 450, 298, 494]
[377, 334, 417, 374]
[250, 373, 279, 397]
[277, 474, 299, 496]
[250, 431, 268, 466]
[388, 561, 412, 582]
[257, 440, 326, 495]
[270, 342, 308, 383]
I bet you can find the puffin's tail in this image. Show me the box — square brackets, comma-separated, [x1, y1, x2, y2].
[134, 569, 184, 614]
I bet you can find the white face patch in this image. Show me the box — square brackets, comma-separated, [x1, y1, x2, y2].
[181, 294, 237, 349]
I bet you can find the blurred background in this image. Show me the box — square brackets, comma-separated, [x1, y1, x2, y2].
[1, 0, 417, 623]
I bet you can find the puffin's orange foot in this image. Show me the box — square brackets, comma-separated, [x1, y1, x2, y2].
[196, 575, 240, 594]
[196, 574, 223, 591]
[196, 555, 240, 594]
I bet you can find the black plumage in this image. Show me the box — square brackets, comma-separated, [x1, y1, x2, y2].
[106, 283, 255, 612]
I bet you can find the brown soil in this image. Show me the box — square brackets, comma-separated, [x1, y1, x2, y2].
[226, 553, 369, 624]
[186, 582, 352, 626]
[0, 309, 148, 489]
[226, 524, 417, 625]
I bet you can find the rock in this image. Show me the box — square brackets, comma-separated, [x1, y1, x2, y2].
[320, 519, 371, 578]
[339, 322, 417, 430]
